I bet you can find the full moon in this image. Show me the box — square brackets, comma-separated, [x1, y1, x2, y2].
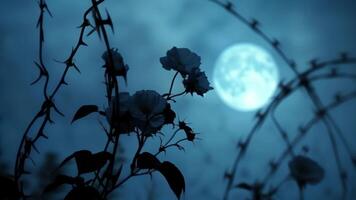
[213, 43, 279, 111]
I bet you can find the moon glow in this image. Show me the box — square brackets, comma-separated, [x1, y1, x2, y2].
[213, 43, 279, 111]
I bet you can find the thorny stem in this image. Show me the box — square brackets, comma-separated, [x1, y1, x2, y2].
[89, 3, 191, 195]
[261, 90, 356, 186]
[88, 0, 123, 197]
[15, 0, 51, 184]
[14, 0, 104, 194]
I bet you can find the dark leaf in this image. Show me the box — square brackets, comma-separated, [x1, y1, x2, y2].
[0, 176, 20, 199]
[71, 105, 98, 123]
[75, 151, 112, 174]
[136, 152, 161, 169]
[158, 161, 185, 199]
[58, 150, 112, 174]
[64, 186, 102, 200]
[44, 174, 84, 193]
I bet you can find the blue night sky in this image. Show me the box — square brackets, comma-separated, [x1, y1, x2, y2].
[0, 0, 356, 199]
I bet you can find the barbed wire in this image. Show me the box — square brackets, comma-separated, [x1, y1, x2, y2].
[207, 0, 356, 199]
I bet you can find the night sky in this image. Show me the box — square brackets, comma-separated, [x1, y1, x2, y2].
[1, 0, 356, 199]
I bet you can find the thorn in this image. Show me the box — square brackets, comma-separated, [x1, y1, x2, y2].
[28, 156, 36, 166]
[52, 103, 65, 117]
[87, 27, 97, 37]
[105, 9, 114, 33]
[48, 116, 55, 124]
[250, 19, 259, 29]
[79, 40, 88, 46]
[40, 132, 48, 139]
[289, 60, 296, 69]
[30, 76, 42, 85]
[280, 131, 288, 139]
[61, 79, 68, 85]
[72, 63, 81, 74]
[36, 13, 43, 28]
[224, 2, 233, 10]
[237, 140, 247, 152]
[279, 83, 291, 95]
[254, 109, 265, 120]
[32, 143, 40, 154]
[272, 39, 280, 47]
[43, 3, 53, 17]
[79, 18, 90, 28]
[53, 58, 65, 64]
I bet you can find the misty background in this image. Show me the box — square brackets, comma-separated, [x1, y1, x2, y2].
[0, 0, 356, 199]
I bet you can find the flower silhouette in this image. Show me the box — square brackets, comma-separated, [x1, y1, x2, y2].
[130, 90, 167, 134]
[106, 92, 135, 134]
[183, 68, 213, 96]
[102, 48, 129, 78]
[160, 47, 201, 77]
[288, 155, 325, 188]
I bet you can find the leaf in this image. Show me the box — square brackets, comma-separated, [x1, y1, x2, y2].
[44, 174, 84, 193]
[158, 161, 185, 199]
[0, 176, 20, 199]
[64, 186, 102, 200]
[58, 150, 112, 174]
[136, 152, 161, 169]
[71, 105, 98, 123]
[75, 151, 112, 174]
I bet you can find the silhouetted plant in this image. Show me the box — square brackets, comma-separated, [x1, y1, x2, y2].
[208, 0, 356, 200]
[2, 0, 355, 199]
[1, 0, 213, 199]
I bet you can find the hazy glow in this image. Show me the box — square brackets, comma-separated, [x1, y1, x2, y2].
[213, 43, 279, 111]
